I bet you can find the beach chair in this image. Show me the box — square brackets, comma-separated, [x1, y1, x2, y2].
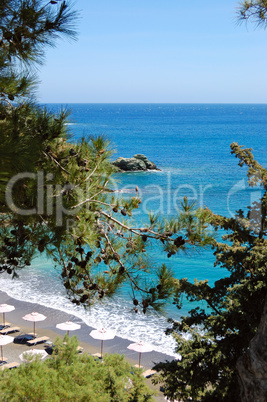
[13, 333, 35, 345]
[76, 346, 83, 353]
[1, 362, 20, 370]
[0, 322, 11, 330]
[26, 336, 50, 346]
[0, 326, 20, 335]
[91, 352, 102, 359]
[142, 369, 156, 378]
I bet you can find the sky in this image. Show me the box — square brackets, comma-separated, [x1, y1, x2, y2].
[38, 0, 267, 103]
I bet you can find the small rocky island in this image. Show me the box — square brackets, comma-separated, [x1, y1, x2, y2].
[112, 154, 160, 172]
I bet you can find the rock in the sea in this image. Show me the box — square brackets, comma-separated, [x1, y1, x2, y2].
[133, 154, 158, 170]
[112, 157, 146, 171]
[112, 154, 160, 172]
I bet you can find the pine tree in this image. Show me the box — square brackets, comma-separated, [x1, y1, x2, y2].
[237, 0, 267, 27]
[0, 1, 212, 312]
[153, 144, 267, 401]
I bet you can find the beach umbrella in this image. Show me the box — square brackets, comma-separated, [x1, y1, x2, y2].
[127, 340, 153, 368]
[56, 321, 81, 336]
[22, 312, 47, 337]
[19, 348, 48, 362]
[89, 327, 115, 358]
[0, 304, 15, 327]
[0, 334, 13, 363]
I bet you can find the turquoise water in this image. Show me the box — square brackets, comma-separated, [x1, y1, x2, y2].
[1, 104, 266, 357]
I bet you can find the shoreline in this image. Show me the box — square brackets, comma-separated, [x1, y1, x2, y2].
[0, 290, 174, 370]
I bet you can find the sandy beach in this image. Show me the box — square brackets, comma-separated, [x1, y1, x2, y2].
[0, 290, 174, 400]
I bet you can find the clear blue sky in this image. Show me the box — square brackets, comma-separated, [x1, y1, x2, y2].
[38, 0, 267, 103]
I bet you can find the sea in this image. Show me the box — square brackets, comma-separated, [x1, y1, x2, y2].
[1, 103, 267, 358]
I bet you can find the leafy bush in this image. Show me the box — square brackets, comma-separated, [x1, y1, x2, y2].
[0, 336, 154, 401]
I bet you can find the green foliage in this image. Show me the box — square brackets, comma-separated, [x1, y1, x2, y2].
[153, 144, 267, 401]
[0, 337, 154, 401]
[0, 0, 78, 64]
[2, 2, 266, 400]
[0, 0, 213, 314]
[237, 0, 267, 28]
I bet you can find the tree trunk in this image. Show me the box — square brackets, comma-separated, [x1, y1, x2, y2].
[237, 297, 267, 401]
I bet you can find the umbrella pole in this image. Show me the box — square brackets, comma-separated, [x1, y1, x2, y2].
[34, 322, 36, 337]
[3, 312, 5, 326]
[1, 345, 3, 362]
[101, 340, 103, 358]
[139, 352, 141, 368]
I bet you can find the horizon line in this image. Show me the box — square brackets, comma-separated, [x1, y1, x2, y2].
[39, 101, 267, 105]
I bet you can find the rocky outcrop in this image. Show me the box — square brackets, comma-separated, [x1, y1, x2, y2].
[237, 297, 267, 401]
[112, 154, 160, 172]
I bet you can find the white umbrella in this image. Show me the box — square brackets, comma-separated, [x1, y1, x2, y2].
[0, 334, 13, 363]
[89, 327, 115, 358]
[0, 304, 15, 327]
[19, 348, 48, 362]
[22, 312, 47, 337]
[56, 321, 81, 336]
[127, 340, 153, 368]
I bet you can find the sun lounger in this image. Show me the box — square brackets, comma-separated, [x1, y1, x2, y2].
[1, 362, 20, 370]
[0, 326, 20, 335]
[142, 369, 156, 378]
[13, 333, 35, 344]
[0, 357, 7, 364]
[0, 322, 11, 329]
[26, 336, 50, 346]
[92, 352, 102, 358]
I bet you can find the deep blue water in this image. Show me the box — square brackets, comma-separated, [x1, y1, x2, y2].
[1, 104, 266, 356]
